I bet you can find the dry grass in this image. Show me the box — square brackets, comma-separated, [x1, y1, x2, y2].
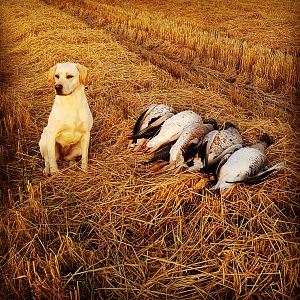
[97, 0, 300, 52]
[0, 0, 299, 299]
[43, 0, 300, 96]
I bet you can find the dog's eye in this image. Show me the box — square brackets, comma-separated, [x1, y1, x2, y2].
[55, 74, 59, 79]
[66, 75, 74, 79]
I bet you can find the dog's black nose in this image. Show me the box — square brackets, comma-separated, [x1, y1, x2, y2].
[55, 84, 63, 92]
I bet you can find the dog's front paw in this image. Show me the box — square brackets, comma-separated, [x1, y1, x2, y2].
[50, 166, 59, 175]
[81, 163, 88, 172]
[43, 167, 50, 176]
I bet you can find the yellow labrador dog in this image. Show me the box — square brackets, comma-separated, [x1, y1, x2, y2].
[39, 62, 93, 175]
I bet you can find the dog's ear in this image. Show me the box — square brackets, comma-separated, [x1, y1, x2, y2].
[47, 65, 57, 85]
[76, 64, 88, 85]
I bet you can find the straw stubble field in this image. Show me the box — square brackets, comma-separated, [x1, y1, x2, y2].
[0, 0, 299, 299]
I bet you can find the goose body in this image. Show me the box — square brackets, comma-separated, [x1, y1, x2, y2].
[169, 123, 213, 165]
[212, 133, 284, 197]
[146, 121, 217, 172]
[129, 103, 176, 149]
[168, 121, 217, 170]
[203, 123, 243, 169]
[146, 110, 202, 153]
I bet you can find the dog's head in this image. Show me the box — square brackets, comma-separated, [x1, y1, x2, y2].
[48, 62, 88, 96]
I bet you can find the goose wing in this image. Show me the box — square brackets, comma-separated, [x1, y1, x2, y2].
[132, 104, 157, 135]
[227, 162, 285, 184]
[214, 144, 243, 180]
[178, 123, 215, 163]
[208, 143, 243, 170]
[130, 111, 175, 140]
[197, 130, 217, 168]
[212, 147, 262, 192]
[129, 104, 176, 140]
[169, 122, 204, 164]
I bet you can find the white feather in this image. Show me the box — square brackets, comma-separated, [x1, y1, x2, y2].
[147, 110, 202, 149]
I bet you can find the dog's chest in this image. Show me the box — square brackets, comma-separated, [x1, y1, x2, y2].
[56, 112, 86, 146]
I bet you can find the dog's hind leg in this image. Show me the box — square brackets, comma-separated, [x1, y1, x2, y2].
[63, 142, 82, 166]
[39, 130, 52, 175]
[62, 134, 90, 172]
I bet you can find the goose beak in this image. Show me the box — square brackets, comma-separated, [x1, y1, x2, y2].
[192, 176, 214, 191]
[154, 162, 176, 174]
[148, 161, 169, 172]
[220, 184, 236, 199]
[127, 140, 134, 150]
[133, 139, 147, 152]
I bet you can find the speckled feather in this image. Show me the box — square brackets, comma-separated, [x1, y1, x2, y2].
[205, 126, 243, 167]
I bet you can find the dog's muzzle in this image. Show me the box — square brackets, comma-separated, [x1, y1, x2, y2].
[55, 84, 72, 96]
[55, 84, 63, 94]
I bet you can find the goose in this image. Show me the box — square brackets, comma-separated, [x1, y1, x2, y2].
[128, 103, 176, 151]
[145, 110, 203, 154]
[144, 142, 175, 171]
[146, 120, 218, 173]
[201, 122, 243, 171]
[211, 133, 285, 198]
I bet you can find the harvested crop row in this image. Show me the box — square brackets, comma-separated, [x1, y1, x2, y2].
[44, 0, 300, 97]
[97, 0, 300, 52]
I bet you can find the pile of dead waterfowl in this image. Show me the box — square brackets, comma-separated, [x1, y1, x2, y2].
[129, 103, 285, 198]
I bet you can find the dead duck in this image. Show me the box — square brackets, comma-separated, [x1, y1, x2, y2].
[128, 103, 177, 151]
[145, 110, 203, 154]
[211, 133, 285, 198]
[147, 120, 218, 173]
[202, 122, 243, 171]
